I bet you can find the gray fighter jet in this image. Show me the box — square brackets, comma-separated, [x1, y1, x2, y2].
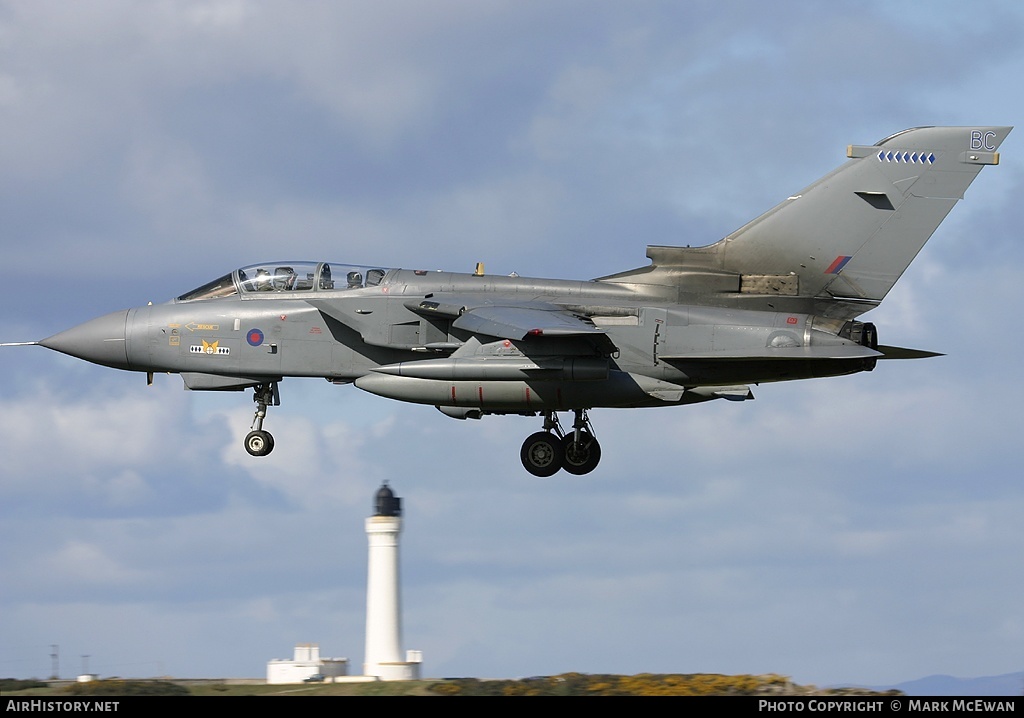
[6, 126, 1011, 475]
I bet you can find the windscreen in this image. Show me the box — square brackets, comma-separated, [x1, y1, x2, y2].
[177, 273, 238, 302]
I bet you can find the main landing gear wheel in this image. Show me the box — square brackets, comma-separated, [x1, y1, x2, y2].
[562, 431, 601, 475]
[244, 429, 275, 457]
[520, 431, 563, 477]
[519, 409, 602, 476]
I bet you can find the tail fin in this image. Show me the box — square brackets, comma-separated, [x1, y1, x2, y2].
[602, 126, 1011, 318]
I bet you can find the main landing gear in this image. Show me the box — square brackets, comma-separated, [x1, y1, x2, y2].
[520, 409, 602, 477]
[244, 382, 280, 457]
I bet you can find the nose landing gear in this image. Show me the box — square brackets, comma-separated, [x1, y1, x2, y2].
[520, 409, 601, 477]
[244, 382, 280, 457]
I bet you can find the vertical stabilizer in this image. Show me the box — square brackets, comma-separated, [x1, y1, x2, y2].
[602, 126, 1011, 316]
[715, 126, 1010, 302]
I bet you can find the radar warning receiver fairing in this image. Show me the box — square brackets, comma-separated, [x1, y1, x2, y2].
[5, 126, 1010, 475]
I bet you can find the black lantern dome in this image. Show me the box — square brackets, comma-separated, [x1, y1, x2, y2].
[374, 482, 402, 517]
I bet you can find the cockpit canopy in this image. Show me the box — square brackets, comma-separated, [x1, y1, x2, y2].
[177, 262, 392, 302]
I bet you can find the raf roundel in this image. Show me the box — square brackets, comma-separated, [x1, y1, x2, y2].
[247, 328, 265, 347]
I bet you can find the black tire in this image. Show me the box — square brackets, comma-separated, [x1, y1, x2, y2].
[520, 431, 563, 477]
[561, 432, 601, 475]
[244, 430, 275, 457]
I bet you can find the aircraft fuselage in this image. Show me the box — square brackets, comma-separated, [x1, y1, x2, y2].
[40, 267, 873, 415]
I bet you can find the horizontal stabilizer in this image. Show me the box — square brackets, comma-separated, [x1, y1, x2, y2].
[660, 345, 882, 361]
[876, 345, 944, 360]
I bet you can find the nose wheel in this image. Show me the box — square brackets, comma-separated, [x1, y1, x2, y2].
[244, 429, 275, 457]
[519, 410, 601, 476]
[244, 382, 280, 457]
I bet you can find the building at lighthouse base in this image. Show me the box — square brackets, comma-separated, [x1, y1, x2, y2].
[266, 644, 349, 684]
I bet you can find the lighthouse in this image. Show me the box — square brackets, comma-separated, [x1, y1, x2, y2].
[363, 483, 422, 680]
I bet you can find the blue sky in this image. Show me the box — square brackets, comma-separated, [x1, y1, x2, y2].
[1, 0, 1022, 686]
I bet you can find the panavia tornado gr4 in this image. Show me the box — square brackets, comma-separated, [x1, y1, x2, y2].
[7, 126, 1010, 475]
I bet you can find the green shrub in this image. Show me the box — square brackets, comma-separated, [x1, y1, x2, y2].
[63, 680, 191, 696]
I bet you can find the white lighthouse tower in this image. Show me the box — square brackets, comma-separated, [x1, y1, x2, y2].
[363, 483, 422, 680]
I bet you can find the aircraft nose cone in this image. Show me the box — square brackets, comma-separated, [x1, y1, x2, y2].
[39, 309, 131, 370]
